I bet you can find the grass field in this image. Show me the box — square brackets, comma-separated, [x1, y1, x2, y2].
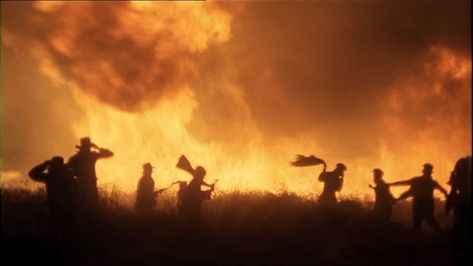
[2, 187, 470, 266]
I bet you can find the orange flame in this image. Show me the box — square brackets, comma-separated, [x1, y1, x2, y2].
[7, 2, 470, 199]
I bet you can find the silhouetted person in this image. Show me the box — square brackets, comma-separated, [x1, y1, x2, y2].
[28, 156, 77, 230]
[369, 168, 395, 221]
[135, 163, 156, 214]
[390, 163, 448, 231]
[318, 162, 346, 206]
[67, 137, 113, 213]
[176, 155, 216, 221]
[173, 181, 188, 214]
[446, 156, 471, 249]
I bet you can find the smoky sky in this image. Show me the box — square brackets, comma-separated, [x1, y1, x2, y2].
[2, 1, 471, 180]
[3, 1, 231, 111]
[189, 1, 471, 158]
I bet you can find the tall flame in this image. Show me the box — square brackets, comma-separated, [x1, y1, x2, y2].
[3, 2, 471, 198]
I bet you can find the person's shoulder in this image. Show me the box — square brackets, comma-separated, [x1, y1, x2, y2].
[319, 171, 331, 179]
[325, 170, 336, 176]
[68, 153, 79, 162]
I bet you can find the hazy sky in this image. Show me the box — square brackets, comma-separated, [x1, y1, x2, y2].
[2, 1, 471, 195]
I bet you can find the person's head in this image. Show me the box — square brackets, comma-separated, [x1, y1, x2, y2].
[77, 137, 93, 152]
[142, 163, 154, 175]
[48, 156, 64, 172]
[194, 166, 206, 180]
[335, 163, 347, 175]
[373, 168, 384, 183]
[422, 163, 433, 176]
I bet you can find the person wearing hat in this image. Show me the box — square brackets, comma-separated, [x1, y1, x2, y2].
[318, 162, 347, 206]
[67, 137, 113, 212]
[389, 163, 448, 230]
[369, 168, 395, 221]
[135, 163, 157, 213]
[29, 156, 78, 230]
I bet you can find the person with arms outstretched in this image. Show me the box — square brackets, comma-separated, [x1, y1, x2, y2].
[389, 163, 448, 231]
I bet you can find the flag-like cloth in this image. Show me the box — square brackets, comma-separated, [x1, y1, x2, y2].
[176, 155, 195, 175]
[291, 155, 325, 167]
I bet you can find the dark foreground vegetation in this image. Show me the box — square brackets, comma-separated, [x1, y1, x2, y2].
[2, 188, 470, 266]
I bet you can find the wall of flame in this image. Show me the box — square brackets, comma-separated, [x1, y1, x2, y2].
[2, 1, 471, 198]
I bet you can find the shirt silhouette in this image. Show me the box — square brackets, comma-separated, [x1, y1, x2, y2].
[369, 168, 395, 221]
[67, 137, 113, 211]
[318, 162, 346, 205]
[390, 163, 447, 230]
[29, 156, 77, 228]
[135, 163, 156, 213]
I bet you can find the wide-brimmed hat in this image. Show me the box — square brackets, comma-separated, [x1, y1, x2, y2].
[143, 162, 154, 171]
[75, 137, 95, 149]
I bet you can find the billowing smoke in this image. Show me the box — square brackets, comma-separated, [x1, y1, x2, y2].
[378, 46, 471, 182]
[2, 1, 471, 196]
[31, 1, 231, 111]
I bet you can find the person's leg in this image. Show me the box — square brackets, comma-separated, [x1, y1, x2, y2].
[413, 207, 423, 230]
[385, 205, 393, 221]
[425, 209, 442, 231]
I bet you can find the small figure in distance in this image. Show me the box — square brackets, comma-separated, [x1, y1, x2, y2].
[318, 162, 347, 206]
[28, 156, 78, 231]
[135, 163, 157, 214]
[291, 154, 346, 206]
[67, 137, 113, 213]
[389, 163, 448, 231]
[445, 156, 471, 249]
[176, 155, 217, 221]
[171, 181, 188, 215]
[135, 163, 175, 214]
[368, 168, 395, 221]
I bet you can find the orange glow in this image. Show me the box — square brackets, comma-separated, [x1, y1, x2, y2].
[49, 46, 469, 199]
[3, 2, 471, 200]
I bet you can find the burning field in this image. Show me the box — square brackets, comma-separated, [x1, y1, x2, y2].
[2, 1, 471, 196]
[1, 1, 471, 265]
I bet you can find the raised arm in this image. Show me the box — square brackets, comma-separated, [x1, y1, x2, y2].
[97, 148, 114, 159]
[318, 162, 327, 181]
[28, 161, 49, 183]
[388, 179, 413, 186]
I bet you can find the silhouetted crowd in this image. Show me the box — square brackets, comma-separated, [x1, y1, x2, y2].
[28, 137, 471, 250]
